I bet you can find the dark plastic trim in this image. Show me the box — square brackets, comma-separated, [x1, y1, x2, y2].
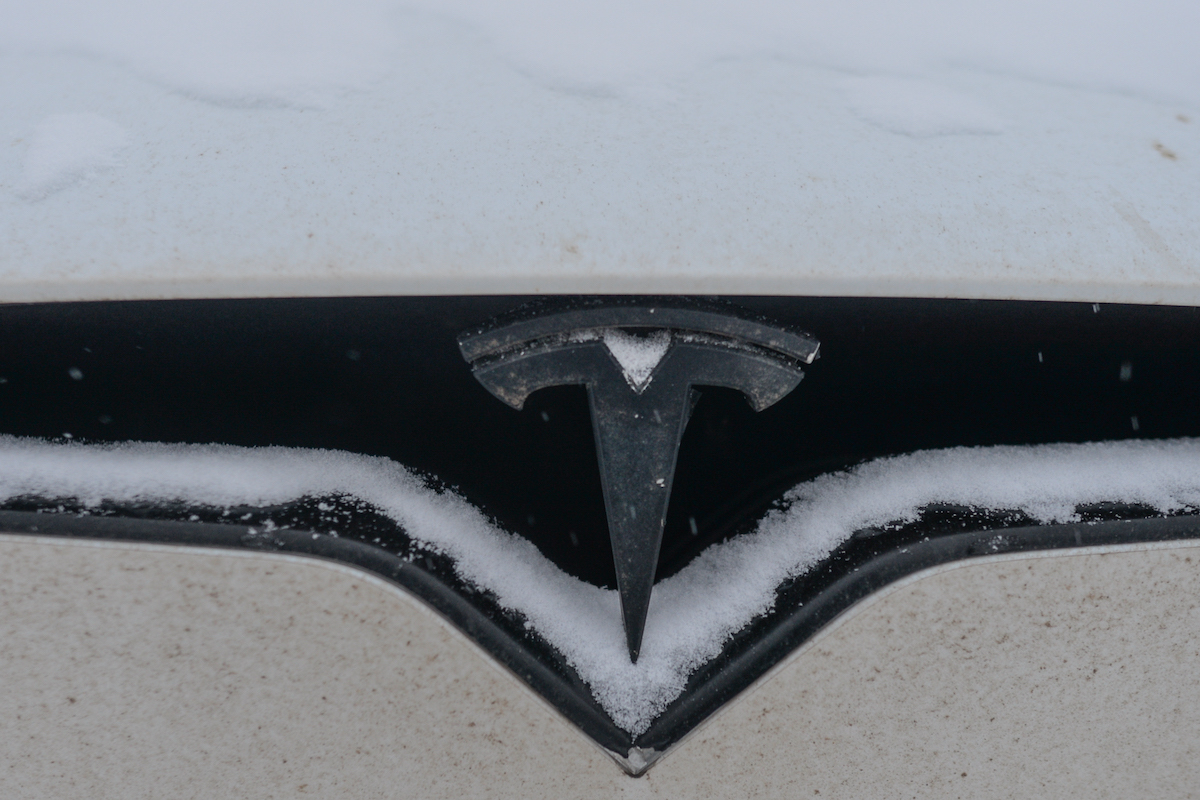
[457, 298, 820, 364]
[460, 301, 815, 661]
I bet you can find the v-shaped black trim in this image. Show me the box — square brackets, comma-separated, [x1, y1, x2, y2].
[4, 508, 1199, 773]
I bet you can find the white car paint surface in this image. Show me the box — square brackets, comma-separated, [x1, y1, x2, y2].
[2, 435, 1200, 735]
[3, 535, 1198, 797]
[0, 0, 1197, 303]
[3, 3, 1200, 795]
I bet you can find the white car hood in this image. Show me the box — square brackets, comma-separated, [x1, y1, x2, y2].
[1, 0, 1198, 303]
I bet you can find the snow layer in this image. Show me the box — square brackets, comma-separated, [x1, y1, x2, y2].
[18, 113, 126, 199]
[3, 435, 1200, 734]
[1, 1, 1198, 302]
[602, 329, 671, 391]
[842, 76, 1006, 137]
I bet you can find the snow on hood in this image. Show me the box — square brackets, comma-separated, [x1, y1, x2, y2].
[2, 434, 1200, 734]
[0, 1, 1198, 302]
[3, 0, 1195, 106]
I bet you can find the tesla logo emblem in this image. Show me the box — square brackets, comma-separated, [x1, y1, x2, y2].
[460, 303, 819, 661]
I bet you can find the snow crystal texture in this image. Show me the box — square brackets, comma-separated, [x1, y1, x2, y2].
[18, 113, 126, 199]
[601, 329, 671, 391]
[842, 76, 1006, 137]
[1, 1, 1198, 302]
[2, 435, 1200, 734]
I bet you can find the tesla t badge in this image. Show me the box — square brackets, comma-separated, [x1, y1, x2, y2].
[459, 302, 819, 661]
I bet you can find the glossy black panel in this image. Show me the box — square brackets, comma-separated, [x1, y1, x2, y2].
[1, 297, 1198, 588]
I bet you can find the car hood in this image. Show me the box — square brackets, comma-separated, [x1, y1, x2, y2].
[1, 0, 1198, 303]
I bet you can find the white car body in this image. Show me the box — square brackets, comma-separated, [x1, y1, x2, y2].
[2, 2, 1199, 797]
